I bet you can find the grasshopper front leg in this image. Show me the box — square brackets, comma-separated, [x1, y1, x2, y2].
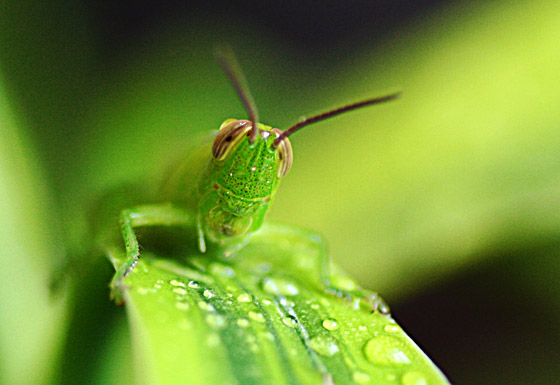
[254, 223, 390, 314]
[112, 203, 194, 303]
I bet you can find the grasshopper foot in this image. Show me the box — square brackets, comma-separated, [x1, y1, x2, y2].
[324, 284, 390, 315]
[110, 258, 139, 305]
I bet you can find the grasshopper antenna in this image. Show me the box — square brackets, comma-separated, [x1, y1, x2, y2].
[215, 45, 260, 143]
[273, 92, 401, 148]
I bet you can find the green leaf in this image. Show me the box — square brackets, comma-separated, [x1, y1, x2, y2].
[107, 225, 449, 385]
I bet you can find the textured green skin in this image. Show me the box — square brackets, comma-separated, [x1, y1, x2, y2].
[196, 122, 280, 251]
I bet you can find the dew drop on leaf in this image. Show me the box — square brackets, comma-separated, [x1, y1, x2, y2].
[322, 318, 339, 331]
[364, 336, 411, 365]
[309, 336, 340, 357]
[260, 299, 273, 306]
[170, 279, 185, 287]
[282, 316, 298, 328]
[279, 298, 295, 307]
[236, 293, 252, 302]
[198, 301, 215, 312]
[248, 311, 265, 323]
[173, 288, 187, 296]
[384, 324, 400, 333]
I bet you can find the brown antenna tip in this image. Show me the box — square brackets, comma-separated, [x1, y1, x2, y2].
[273, 92, 401, 147]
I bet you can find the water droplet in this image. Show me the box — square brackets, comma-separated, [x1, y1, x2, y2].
[206, 314, 227, 330]
[282, 316, 298, 328]
[188, 280, 200, 289]
[311, 303, 320, 310]
[262, 277, 299, 296]
[237, 293, 252, 303]
[384, 324, 400, 333]
[322, 319, 339, 331]
[173, 288, 187, 296]
[261, 299, 273, 306]
[401, 371, 427, 385]
[364, 336, 411, 365]
[279, 298, 295, 307]
[248, 311, 265, 323]
[175, 301, 190, 311]
[170, 279, 185, 287]
[309, 336, 339, 357]
[359, 325, 368, 332]
[198, 301, 215, 312]
[353, 371, 371, 384]
[203, 289, 214, 299]
[237, 318, 250, 328]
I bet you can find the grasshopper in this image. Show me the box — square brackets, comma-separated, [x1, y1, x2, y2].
[95, 47, 398, 312]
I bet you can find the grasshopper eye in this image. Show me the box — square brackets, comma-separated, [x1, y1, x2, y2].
[272, 129, 293, 178]
[219, 118, 238, 130]
[212, 120, 252, 160]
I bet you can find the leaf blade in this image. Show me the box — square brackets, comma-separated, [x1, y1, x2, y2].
[108, 230, 449, 385]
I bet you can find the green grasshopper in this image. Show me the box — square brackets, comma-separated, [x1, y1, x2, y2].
[100, 48, 398, 312]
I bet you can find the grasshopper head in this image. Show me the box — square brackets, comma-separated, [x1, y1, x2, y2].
[212, 119, 292, 179]
[196, 119, 292, 248]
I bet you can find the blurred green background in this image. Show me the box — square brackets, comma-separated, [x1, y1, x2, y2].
[1, 0, 559, 384]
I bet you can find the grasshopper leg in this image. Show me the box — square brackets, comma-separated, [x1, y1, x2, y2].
[311, 231, 390, 315]
[255, 223, 390, 314]
[112, 203, 194, 304]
